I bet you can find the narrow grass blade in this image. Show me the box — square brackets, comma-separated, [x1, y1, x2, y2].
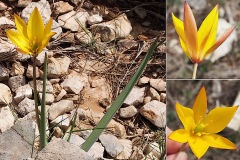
[81, 37, 164, 151]
[62, 109, 78, 142]
[40, 52, 48, 150]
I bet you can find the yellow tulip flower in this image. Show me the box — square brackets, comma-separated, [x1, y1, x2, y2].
[168, 86, 238, 159]
[172, 2, 235, 64]
[6, 7, 56, 55]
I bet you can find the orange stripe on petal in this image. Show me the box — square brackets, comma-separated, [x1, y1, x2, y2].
[184, 1, 198, 59]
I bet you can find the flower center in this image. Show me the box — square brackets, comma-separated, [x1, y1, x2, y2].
[193, 122, 205, 136]
[31, 37, 39, 53]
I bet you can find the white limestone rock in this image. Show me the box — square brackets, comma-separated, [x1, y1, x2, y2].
[54, 1, 73, 14]
[116, 139, 132, 159]
[0, 64, 9, 81]
[26, 65, 40, 79]
[58, 10, 89, 32]
[124, 87, 145, 106]
[47, 56, 71, 78]
[29, 80, 54, 93]
[140, 100, 166, 128]
[149, 79, 166, 92]
[0, 83, 12, 105]
[138, 76, 150, 85]
[21, 0, 51, 24]
[8, 75, 26, 92]
[0, 17, 14, 25]
[50, 114, 70, 130]
[90, 13, 132, 42]
[87, 14, 103, 25]
[119, 105, 138, 118]
[14, 84, 32, 103]
[39, 93, 54, 105]
[61, 76, 84, 94]
[0, 106, 15, 132]
[99, 134, 124, 158]
[10, 62, 24, 76]
[48, 100, 74, 120]
[36, 138, 92, 160]
[17, 97, 35, 115]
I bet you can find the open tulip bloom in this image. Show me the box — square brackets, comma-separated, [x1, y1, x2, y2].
[172, 1, 235, 79]
[168, 86, 238, 159]
[6, 7, 56, 149]
[6, 7, 56, 55]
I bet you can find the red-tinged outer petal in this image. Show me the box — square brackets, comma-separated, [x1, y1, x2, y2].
[203, 106, 238, 133]
[184, 1, 198, 60]
[188, 135, 209, 159]
[203, 26, 235, 59]
[27, 7, 44, 44]
[198, 5, 218, 59]
[176, 102, 195, 132]
[202, 133, 237, 150]
[37, 32, 56, 54]
[168, 129, 189, 143]
[192, 86, 207, 124]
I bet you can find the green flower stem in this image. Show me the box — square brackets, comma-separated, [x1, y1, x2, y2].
[192, 63, 198, 79]
[33, 54, 40, 132]
[40, 52, 48, 150]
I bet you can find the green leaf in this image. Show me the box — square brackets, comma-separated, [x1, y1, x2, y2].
[81, 37, 164, 151]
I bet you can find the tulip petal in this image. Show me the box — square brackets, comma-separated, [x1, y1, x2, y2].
[44, 18, 53, 36]
[203, 106, 238, 133]
[16, 48, 32, 55]
[168, 129, 189, 143]
[176, 102, 195, 132]
[188, 135, 209, 159]
[179, 36, 191, 59]
[198, 5, 218, 58]
[192, 86, 207, 124]
[14, 14, 28, 38]
[183, 1, 198, 59]
[172, 13, 186, 42]
[27, 7, 44, 44]
[6, 30, 31, 53]
[37, 32, 56, 54]
[203, 26, 235, 59]
[202, 134, 237, 150]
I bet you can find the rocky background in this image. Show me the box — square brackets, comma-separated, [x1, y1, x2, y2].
[167, 0, 240, 79]
[0, 0, 166, 159]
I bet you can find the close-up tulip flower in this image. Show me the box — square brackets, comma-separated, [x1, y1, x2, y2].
[172, 1, 235, 79]
[168, 86, 238, 159]
[6, 7, 56, 55]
